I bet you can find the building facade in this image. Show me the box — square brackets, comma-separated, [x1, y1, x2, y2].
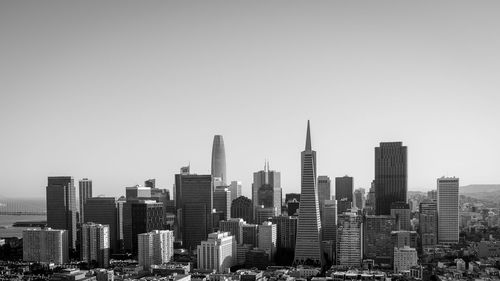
[437, 177, 459, 244]
[78, 178, 92, 224]
[23, 228, 68, 264]
[212, 135, 227, 185]
[46, 176, 77, 249]
[197, 232, 236, 273]
[81, 222, 110, 268]
[138, 230, 174, 269]
[337, 212, 363, 267]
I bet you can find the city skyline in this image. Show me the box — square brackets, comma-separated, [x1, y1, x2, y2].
[2, 0, 500, 198]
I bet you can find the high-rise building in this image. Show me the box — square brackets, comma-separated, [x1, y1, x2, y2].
[393, 246, 418, 273]
[270, 216, 298, 250]
[391, 230, 418, 248]
[23, 228, 68, 264]
[229, 181, 242, 202]
[116, 196, 126, 252]
[365, 182, 376, 215]
[317, 176, 331, 215]
[219, 218, 246, 245]
[258, 221, 277, 261]
[242, 224, 259, 247]
[335, 176, 353, 214]
[131, 201, 164, 253]
[336, 212, 363, 267]
[285, 193, 300, 203]
[363, 215, 396, 265]
[374, 142, 407, 215]
[287, 199, 300, 216]
[78, 178, 92, 224]
[294, 121, 322, 266]
[437, 177, 459, 244]
[144, 179, 156, 188]
[255, 206, 275, 225]
[354, 188, 365, 210]
[178, 174, 213, 250]
[46, 176, 77, 249]
[211, 135, 227, 185]
[83, 197, 118, 253]
[81, 222, 110, 268]
[322, 200, 337, 243]
[390, 202, 411, 231]
[214, 187, 231, 220]
[126, 185, 151, 200]
[197, 232, 236, 273]
[138, 230, 174, 269]
[231, 196, 253, 224]
[252, 163, 282, 218]
[427, 190, 437, 201]
[419, 202, 438, 250]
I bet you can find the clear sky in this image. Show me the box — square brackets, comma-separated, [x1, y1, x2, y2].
[1, 0, 499, 199]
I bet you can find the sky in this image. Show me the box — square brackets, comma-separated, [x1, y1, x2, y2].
[1, 0, 499, 199]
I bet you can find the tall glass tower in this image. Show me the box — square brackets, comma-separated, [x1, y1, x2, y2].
[211, 135, 227, 185]
[293, 121, 322, 266]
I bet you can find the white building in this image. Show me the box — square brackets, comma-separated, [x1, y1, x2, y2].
[138, 230, 174, 269]
[336, 212, 363, 267]
[81, 222, 110, 268]
[394, 246, 418, 273]
[437, 177, 459, 244]
[197, 231, 236, 273]
[23, 228, 68, 264]
[258, 221, 277, 260]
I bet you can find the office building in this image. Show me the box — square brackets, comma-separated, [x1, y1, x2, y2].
[242, 224, 259, 247]
[391, 230, 418, 248]
[46, 176, 77, 249]
[229, 181, 242, 202]
[131, 200, 164, 253]
[322, 199, 337, 242]
[81, 222, 110, 268]
[83, 197, 118, 253]
[138, 230, 174, 269]
[337, 212, 363, 267]
[214, 187, 231, 220]
[427, 190, 437, 201]
[116, 196, 126, 251]
[126, 185, 151, 200]
[252, 163, 282, 218]
[285, 193, 301, 203]
[419, 202, 438, 250]
[270, 216, 298, 249]
[390, 202, 411, 231]
[255, 206, 275, 224]
[363, 215, 396, 265]
[245, 248, 270, 270]
[197, 232, 236, 273]
[23, 228, 68, 264]
[258, 221, 277, 260]
[178, 174, 213, 250]
[354, 188, 365, 210]
[335, 176, 353, 214]
[374, 142, 407, 215]
[317, 176, 331, 215]
[294, 121, 322, 266]
[365, 183, 376, 215]
[231, 196, 253, 224]
[78, 178, 92, 224]
[287, 199, 300, 216]
[144, 179, 156, 188]
[437, 177, 459, 244]
[212, 135, 227, 185]
[394, 246, 418, 274]
[219, 218, 246, 245]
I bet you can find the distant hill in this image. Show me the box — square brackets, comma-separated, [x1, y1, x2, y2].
[460, 184, 500, 206]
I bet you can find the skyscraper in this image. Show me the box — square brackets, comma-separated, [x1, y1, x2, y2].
[81, 222, 110, 268]
[219, 218, 246, 245]
[437, 177, 459, 244]
[419, 201, 438, 250]
[374, 142, 407, 215]
[242, 224, 259, 247]
[270, 216, 298, 250]
[131, 200, 164, 253]
[229, 181, 242, 202]
[23, 228, 68, 264]
[317, 176, 331, 215]
[214, 187, 231, 220]
[252, 163, 282, 218]
[211, 135, 227, 185]
[78, 178, 92, 224]
[231, 196, 253, 223]
[336, 212, 363, 267]
[363, 215, 396, 265]
[138, 230, 174, 269]
[293, 121, 322, 266]
[84, 197, 118, 253]
[335, 176, 353, 214]
[46, 176, 77, 249]
[353, 188, 365, 210]
[178, 174, 214, 250]
[258, 221, 277, 261]
[390, 202, 411, 231]
[322, 199, 337, 243]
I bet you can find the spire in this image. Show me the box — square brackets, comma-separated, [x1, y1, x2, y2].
[305, 120, 312, 151]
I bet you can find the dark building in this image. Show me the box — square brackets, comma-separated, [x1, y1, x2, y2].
[252, 164, 282, 218]
[363, 215, 396, 266]
[335, 176, 353, 214]
[390, 202, 411, 231]
[131, 201, 164, 253]
[270, 216, 298, 250]
[177, 174, 213, 250]
[419, 201, 438, 250]
[245, 249, 270, 270]
[213, 187, 231, 220]
[287, 199, 300, 216]
[144, 179, 156, 188]
[83, 197, 118, 253]
[231, 196, 253, 223]
[374, 142, 407, 215]
[46, 176, 77, 249]
[242, 224, 259, 247]
[318, 176, 331, 215]
[78, 178, 92, 224]
[285, 193, 300, 203]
